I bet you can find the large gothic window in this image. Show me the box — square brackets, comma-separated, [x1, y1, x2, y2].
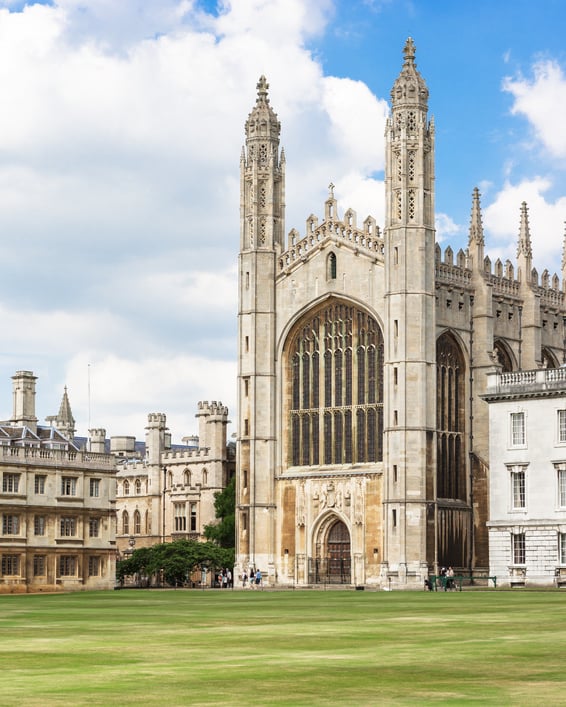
[288, 301, 383, 466]
[436, 333, 466, 501]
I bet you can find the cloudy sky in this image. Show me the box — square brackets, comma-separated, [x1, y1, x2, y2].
[0, 0, 564, 443]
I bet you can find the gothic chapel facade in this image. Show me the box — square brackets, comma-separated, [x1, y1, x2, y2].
[236, 39, 566, 588]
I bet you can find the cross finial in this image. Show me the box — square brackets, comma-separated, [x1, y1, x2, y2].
[403, 37, 416, 64]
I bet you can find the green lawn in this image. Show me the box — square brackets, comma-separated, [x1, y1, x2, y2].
[1, 588, 565, 706]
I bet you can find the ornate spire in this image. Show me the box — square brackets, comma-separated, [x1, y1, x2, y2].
[561, 222, 566, 280]
[244, 75, 281, 143]
[45, 385, 76, 440]
[468, 187, 484, 247]
[517, 201, 533, 259]
[390, 37, 429, 110]
[58, 386, 75, 426]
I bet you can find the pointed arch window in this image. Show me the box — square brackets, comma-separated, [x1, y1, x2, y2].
[328, 252, 337, 280]
[288, 301, 383, 466]
[436, 333, 466, 501]
[133, 510, 141, 534]
[122, 511, 129, 535]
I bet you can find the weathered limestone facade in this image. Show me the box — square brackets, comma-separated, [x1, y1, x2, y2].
[484, 368, 566, 586]
[0, 371, 116, 593]
[236, 39, 566, 588]
[115, 402, 234, 556]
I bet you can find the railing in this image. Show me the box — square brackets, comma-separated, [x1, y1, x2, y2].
[0, 445, 114, 468]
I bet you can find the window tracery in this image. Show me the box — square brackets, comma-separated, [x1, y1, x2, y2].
[288, 302, 383, 466]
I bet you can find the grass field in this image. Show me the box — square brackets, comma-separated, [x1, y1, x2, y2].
[1, 588, 565, 706]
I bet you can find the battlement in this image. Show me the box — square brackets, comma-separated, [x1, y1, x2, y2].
[197, 400, 228, 417]
[146, 412, 167, 427]
[434, 242, 564, 307]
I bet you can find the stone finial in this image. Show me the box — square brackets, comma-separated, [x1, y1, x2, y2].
[468, 187, 484, 247]
[517, 201, 533, 259]
[256, 75, 269, 104]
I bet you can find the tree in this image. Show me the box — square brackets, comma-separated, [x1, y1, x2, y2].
[204, 475, 235, 548]
[117, 539, 234, 587]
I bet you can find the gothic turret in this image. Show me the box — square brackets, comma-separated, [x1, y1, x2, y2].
[383, 38, 437, 585]
[237, 77, 283, 580]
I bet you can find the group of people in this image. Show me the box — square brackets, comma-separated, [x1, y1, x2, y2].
[424, 566, 456, 591]
[241, 568, 262, 589]
[217, 568, 233, 588]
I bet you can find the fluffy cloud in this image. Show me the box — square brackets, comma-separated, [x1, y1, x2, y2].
[0, 0, 388, 441]
[483, 177, 566, 268]
[503, 59, 566, 160]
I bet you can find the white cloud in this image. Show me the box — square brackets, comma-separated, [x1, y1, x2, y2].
[0, 0, 392, 441]
[483, 177, 566, 269]
[503, 59, 566, 159]
[435, 213, 463, 244]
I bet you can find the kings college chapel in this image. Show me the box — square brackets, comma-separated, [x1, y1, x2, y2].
[235, 38, 566, 589]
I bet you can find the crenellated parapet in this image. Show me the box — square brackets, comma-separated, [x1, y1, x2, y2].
[277, 204, 384, 273]
[161, 447, 212, 462]
[197, 400, 228, 418]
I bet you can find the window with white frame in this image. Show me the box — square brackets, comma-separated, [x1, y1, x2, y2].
[35, 474, 46, 494]
[560, 533, 566, 565]
[558, 467, 566, 508]
[512, 533, 525, 565]
[60, 517, 77, 537]
[61, 476, 77, 496]
[174, 503, 186, 531]
[1, 554, 20, 575]
[2, 473, 20, 493]
[509, 465, 527, 510]
[559, 410, 566, 443]
[2, 514, 20, 535]
[510, 412, 526, 447]
[89, 478, 100, 497]
[34, 515, 46, 536]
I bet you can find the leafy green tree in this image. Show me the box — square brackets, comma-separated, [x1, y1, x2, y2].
[204, 476, 235, 548]
[117, 539, 234, 586]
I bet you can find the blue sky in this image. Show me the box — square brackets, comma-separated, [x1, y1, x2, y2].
[0, 0, 564, 441]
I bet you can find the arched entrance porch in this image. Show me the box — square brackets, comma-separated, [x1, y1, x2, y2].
[308, 516, 352, 584]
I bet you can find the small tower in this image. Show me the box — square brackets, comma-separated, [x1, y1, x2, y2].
[11, 370, 38, 433]
[89, 428, 107, 454]
[383, 38, 437, 585]
[236, 76, 285, 580]
[45, 386, 76, 440]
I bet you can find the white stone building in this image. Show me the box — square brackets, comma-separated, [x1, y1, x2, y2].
[0, 371, 117, 593]
[236, 38, 566, 588]
[484, 368, 566, 587]
[114, 402, 234, 557]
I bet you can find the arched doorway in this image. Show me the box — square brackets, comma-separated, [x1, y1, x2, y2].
[309, 518, 351, 584]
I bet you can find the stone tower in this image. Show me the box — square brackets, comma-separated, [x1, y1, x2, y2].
[237, 76, 285, 578]
[11, 370, 38, 433]
[382, 37, 437, 583]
